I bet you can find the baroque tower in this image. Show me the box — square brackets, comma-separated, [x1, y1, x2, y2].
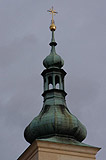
[18, 7, 100, 160]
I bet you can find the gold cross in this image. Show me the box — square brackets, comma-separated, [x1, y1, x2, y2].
[47, 6, 58, 23]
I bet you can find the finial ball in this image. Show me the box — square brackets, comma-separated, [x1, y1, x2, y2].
[50, 23, 56, 31]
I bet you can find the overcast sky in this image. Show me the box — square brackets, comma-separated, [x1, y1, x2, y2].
[0, 0, 106, 159]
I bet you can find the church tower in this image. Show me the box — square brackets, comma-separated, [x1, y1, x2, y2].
[18, 7, 100, 160]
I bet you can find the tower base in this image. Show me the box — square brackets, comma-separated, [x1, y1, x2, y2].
[18, 137, 100, 160]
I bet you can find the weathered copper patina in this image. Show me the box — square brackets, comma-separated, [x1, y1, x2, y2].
[24, 7, 87, 145]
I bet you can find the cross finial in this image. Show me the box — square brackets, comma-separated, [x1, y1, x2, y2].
[47, 6, 58, 24]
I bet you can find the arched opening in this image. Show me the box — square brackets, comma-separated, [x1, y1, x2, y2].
[56, 83, 59, 89]
[49, 84, 53, 89]
[55, 75, 60, 89]
[48, 76, 53, 90]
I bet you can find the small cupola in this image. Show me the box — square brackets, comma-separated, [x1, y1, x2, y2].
[43, 30, 64, 69]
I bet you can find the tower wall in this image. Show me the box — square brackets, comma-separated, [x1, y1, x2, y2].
[18, 140, 100, 160]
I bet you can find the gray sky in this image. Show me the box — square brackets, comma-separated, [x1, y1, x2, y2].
[0, 0, 105, 159]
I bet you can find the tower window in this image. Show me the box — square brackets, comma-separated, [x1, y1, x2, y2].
[48, 76, 53, 90]
[49, 84, 53, 89]
[55, 75, 60, 89]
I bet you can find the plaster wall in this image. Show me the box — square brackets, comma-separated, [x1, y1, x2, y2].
[18, 140, 100, 160]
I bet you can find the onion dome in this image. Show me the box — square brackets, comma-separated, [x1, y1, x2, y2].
[43, 52, 64, 69]
[43, 31, 64, 69]
[24, 104, 87, 144]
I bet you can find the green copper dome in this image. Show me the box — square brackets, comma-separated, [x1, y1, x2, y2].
[24, 104, 87, 144]
[43, 31, 64, 69]
[43, 50, 64, 69]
